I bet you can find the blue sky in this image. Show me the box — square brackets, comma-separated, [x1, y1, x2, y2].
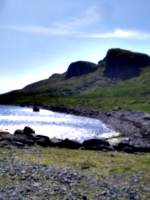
[0, 0, 150, 94]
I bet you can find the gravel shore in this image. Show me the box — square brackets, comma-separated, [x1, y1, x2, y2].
[0, 146, 150, 200]
[47, 106, 150, 145]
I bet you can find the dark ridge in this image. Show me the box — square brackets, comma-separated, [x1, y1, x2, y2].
[103, 48, 150, 80]
[65, 61, 98, 79]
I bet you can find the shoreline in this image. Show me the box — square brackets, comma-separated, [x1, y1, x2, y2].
[0, 104, 150, 152]
[41, 105, 150, 147]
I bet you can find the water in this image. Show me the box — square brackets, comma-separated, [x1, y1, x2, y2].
[0, 105, 116, 142]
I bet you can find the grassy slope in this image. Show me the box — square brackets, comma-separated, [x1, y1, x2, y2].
[0, 66, 150, 111]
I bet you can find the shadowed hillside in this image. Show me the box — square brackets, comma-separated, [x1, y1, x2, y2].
[103, 48, 150, 80]
[65, 61, 98, 79]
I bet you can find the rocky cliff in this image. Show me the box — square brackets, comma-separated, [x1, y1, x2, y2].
[65, 61, 98, 79]
[66, 49, 150, 80]
[103, 48, 150, 80]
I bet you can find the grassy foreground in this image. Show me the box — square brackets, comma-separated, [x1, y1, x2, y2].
[0, 146, 150, 199]
[4, 147, 149, 174]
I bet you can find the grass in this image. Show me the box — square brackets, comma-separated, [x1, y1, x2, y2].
[1, 147, 150, 178]
[0, 95, 150, 112]
[0, 146, 150, 199]
[0, 66, 149, 112]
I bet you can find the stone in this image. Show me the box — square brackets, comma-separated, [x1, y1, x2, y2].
[82, 139, 110, 150]
[14, 129, 24, 135]
[35, 135, 53, 147]
[92, 144, 114, 151]
[59, 138, 82, 149]
[14, 127, 36, 138]
[33, 107, 40, 112]
[117, 141, 139, 153]
[143, 116, 150, 121]
[50, 138, 64, 147]
[0, 129, 10, 134]
[23, 126, 36, 137]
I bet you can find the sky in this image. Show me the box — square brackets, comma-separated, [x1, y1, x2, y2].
[0, 0, 150, 94]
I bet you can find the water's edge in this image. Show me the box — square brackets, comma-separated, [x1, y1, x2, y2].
[0, 105, 119, 143]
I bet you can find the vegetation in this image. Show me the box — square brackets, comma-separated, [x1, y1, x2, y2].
[0, 66, 149, 111]
[0, 48, 150, 111]
[0, 147, 150, 199]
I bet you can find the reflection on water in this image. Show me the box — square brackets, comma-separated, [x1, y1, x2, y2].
[0, 105, 115, 142]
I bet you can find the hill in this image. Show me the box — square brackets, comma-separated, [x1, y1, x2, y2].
[0, 48, 150, 111]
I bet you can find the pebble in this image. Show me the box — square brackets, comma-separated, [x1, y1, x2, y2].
[0, 154, 150, 199]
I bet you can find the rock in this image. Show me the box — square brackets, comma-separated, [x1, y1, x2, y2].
[116, 141, 139, 153]
[82, 139, 110, 150]
[50, 138, 64, 147]
[138, 146, 150, 152]
[33, 107, 40, 112]
[113, 106, 121, 111]
[65, 61, 98, 79]
[20, 104, 26, 107]
[0, 140, 11, 147]
[14, 129, 24, 135]
[83, 196, 87, 200]
[92, 144, 114, 151]
[103, 48, 150, 80]
[13, 134, 35, 146]
[23, 126, 36, 137]
[34, 135, 53, 147]
[51, 138, 82, 149]
[143, 116, 150, 121]
[58, 138, 82, 149]
[14, 127, 36, 138]
[0, 129, 10, 134]
[122, 146, 134, 153]
[106, 112, 111, 117]
[14, 141, 25, 147]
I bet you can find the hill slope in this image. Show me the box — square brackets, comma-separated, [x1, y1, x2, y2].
[0, 48, 150, 110]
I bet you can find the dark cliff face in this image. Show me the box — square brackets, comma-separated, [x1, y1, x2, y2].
[65, 61, 98, 79]
[103, 48, 150, 80]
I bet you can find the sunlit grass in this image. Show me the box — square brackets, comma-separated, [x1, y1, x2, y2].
[0, 147, 150, 199]
[1, 147, 149, 178]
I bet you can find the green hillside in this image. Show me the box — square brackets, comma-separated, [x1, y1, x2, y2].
[0, 48, 150, 111]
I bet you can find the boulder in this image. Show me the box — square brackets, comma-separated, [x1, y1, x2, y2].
[14, 127, 35, 138]
[138, 146, 150, 153]
[82, 139, 110, 150]
[23, 126, 35, 137]
[65, 61, 98, 79]
[33, 107, 40, 112]
[116, 141, 139, 153]
[59, 138, 82, 149]
[92, 144, 114, 151]
[103, 48, 150, 80]
[34, 135, 53, 147]
[0, 133, 35, 146]
[14, 129, 24, 135]
[0, 128, 10, 134]
[50, 138, 64, 147]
